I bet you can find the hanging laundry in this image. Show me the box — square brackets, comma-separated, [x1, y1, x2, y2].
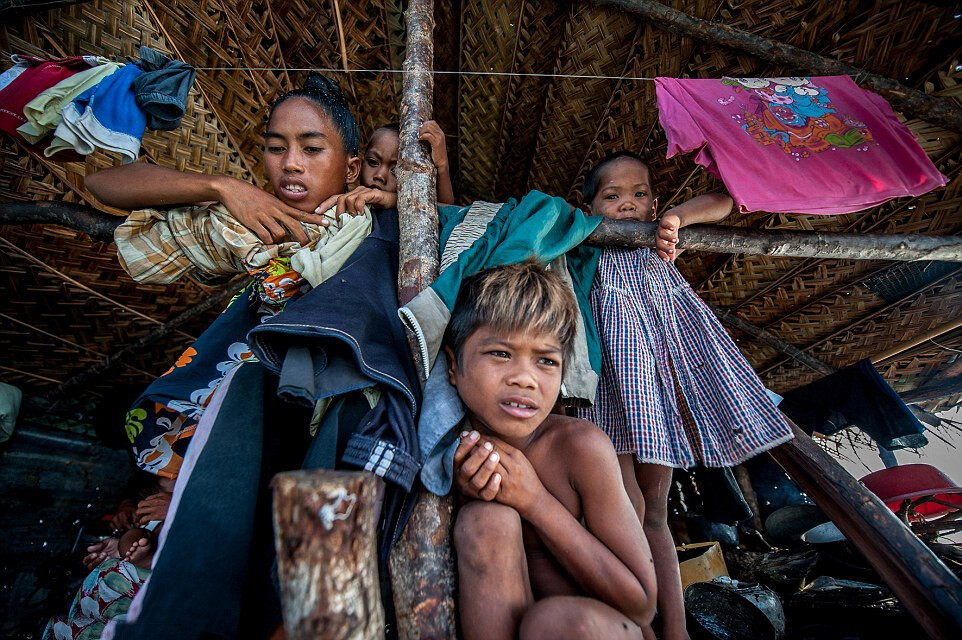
[0, 55, 36, 93]
[47, 63, 146, 162]
[779, 358, 927, 450]
[654, 76, 948, 215]
[133, 46, 196, 131]
[0, 55, 100, 140]
[16, 59, 120, 143]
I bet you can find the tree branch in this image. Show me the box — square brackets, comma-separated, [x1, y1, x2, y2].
[593, 0, 962, 133]
[0, 201, 122, 243]
[587, 219, 962, 262]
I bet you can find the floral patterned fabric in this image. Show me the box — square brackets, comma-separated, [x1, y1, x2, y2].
[43, 559, 149, 640]
[125, 280, 278, 478]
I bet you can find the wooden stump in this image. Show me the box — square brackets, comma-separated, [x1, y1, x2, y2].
[272, 470, 385, 640]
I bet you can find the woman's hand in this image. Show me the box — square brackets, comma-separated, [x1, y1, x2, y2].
[216, 177, 319, 245]
[136, 492, 173, 525]
[314, 186, 397, 219]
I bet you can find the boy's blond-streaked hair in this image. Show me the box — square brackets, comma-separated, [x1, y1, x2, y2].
[445, 260, 579, 366]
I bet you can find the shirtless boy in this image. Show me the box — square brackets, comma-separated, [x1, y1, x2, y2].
[447, 261, 657, 640]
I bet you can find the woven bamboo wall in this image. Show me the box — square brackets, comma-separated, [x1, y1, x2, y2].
[1, 0, 960, 415]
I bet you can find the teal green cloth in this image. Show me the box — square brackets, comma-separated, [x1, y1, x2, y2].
[435, 191, 602, 375]
[402, 191, 602, 383]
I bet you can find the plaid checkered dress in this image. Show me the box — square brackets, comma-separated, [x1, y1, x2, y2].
[576, 247, 793, 468]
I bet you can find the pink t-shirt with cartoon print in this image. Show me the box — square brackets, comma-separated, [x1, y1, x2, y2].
[655, 76, 947, 215]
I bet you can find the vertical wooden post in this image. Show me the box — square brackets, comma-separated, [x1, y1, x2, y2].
[272, 470, 385, 640]
[390, 0, 459, 638]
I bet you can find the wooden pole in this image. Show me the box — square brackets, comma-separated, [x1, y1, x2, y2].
[587, 219, 962, 262]
[710, 304, 835, 375]
[592, 0, 962, 134]
[390, 0, 458, 638]
[769, 425, 962, 639]
[899, 377, 962, 405]
[39, 277, 248, 403]
[272, 470, 385, 640]
[0, 201, 122, 243]
[871, 318, 962, 364]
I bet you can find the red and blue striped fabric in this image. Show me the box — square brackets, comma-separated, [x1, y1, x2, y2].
[576, 247, 793, 468]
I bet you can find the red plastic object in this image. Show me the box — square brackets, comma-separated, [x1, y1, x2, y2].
[860, 463, 962, 519]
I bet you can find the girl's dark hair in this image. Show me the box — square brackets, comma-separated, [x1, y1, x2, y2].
[377, 123, 400, 134]
[581, 150, 649, 204]
[269, 73, 359, 156]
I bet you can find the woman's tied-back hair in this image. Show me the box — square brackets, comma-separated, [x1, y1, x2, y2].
[581, 150, 650, 204]
[269, 73, 359, 156]
[445, 260, 580, 367]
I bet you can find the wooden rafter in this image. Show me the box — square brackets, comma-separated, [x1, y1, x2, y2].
[760, 267, 962, 377]
[587, 219, 962, 262]
[43, 278, 246, 401]
[0, 237, 197, 340]
[0, 311, 153, 378]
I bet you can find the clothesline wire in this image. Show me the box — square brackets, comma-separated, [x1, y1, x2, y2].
[1, 53, 864, 82]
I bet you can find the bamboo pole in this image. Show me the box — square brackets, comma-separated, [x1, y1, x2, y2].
[592, 0, 962, 134]
[871, 318, 962, 364]
[769, 425, 962, 639]
[272, 470, 385, 640]
[587, 219, 962, 262]
[389, 1, 458, 638]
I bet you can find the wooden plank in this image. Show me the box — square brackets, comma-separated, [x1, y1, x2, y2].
[769, 425, 962, 639]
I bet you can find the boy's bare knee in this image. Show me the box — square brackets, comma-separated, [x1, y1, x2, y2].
[454, 502, 522, 566]
[521, 597, 644, 640]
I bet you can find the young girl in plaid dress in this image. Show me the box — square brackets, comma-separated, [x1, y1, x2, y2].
[577, 151, 793, 640]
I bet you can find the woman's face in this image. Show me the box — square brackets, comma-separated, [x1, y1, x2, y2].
[263, 97, 360, 212]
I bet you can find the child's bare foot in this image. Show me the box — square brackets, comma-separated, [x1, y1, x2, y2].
[83, 537, 120, 571]
[119, 528, 155, 569]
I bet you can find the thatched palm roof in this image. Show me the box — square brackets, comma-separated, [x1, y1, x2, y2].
[1, 0, 960, 415]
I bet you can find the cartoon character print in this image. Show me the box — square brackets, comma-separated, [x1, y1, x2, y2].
[164, 342, 256, 418]
[721, 77, 873, 158]
[248, 257, 307, 307]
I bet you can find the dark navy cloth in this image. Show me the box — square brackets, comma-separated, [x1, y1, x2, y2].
[779, 358, 927, 450]
[134, 46, 196, 131]
[248, 208, 422, 491]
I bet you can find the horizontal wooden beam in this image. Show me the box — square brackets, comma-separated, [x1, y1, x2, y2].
[0, 201, 121, 243]
[593, 0, 962, 133]
[769, 425, 962, 639]
[586, 219, 962, 262]
[899, 377, 962, 405]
